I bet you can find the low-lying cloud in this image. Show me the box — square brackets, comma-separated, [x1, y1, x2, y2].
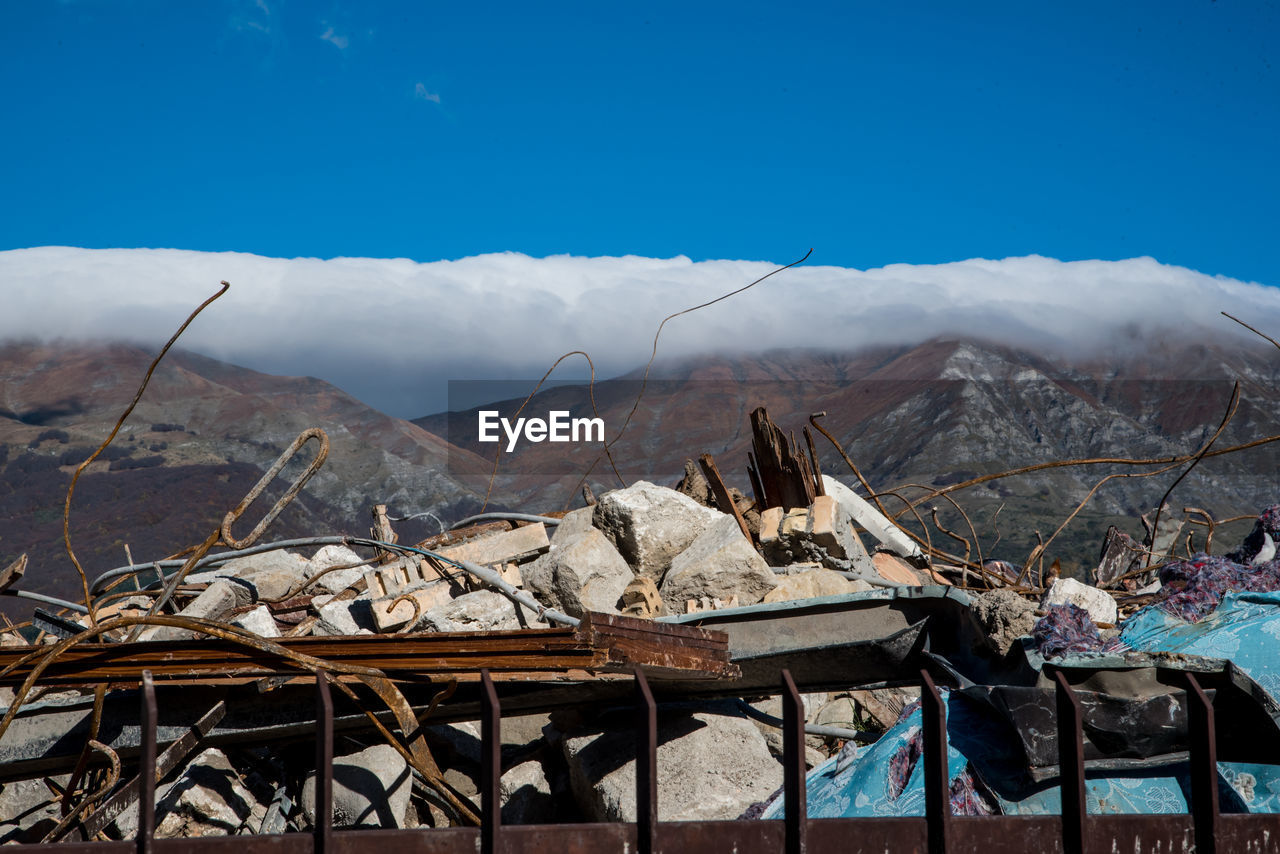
[2, 247, 1277, 418]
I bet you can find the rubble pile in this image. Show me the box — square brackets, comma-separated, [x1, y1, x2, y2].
[7, 403, 1280, 841]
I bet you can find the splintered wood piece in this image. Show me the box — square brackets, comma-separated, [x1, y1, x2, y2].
[698, 453, 752, 541]
[749, 407, 817, 510]
[0, 553, 27, 592]
[371, 504, 399, 565]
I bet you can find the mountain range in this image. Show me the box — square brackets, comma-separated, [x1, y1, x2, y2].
[4, 334, 1280, 618]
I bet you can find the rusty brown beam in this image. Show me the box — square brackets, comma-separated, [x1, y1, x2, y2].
[0, 612, 735, 687]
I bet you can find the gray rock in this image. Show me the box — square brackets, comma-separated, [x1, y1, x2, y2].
[425, 591, 542, 631]
[562, 702, 779, 822]
[141, 580, 253, 641]
[501, 759, 554, 824]
[660, 516, 778, 607]
[550, 506, 596, 545]
[306, 545, 368, 593]
[116, 748, 261, 838]
[0, 778, 60, 843]
[314, 598, 374, 636]
[593, 481, 723, 580]
[230, 605, 280, 638]
[302, 744, 411, 829]
[523, 529, 633, 618]
[221, 551, 310, 601]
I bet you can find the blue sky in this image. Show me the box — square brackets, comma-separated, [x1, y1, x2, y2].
[4, 1, 1278, 285]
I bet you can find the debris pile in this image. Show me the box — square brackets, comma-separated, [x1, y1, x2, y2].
[7, 397, 1280, 843]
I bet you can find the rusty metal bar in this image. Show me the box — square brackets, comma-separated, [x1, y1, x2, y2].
[920, 668, 949, 854]
[1053, 670, 1086, 854]
[634, 666, 657, 854]
[220, 428, 330, 550]
[1186, 672, 1219, 854]
[782, 668, 807, 854]
[481, 669, 501, 854]
[0, 612, 736, 686]
[136, 672, 155, 854]
[314, 673, 333, 854]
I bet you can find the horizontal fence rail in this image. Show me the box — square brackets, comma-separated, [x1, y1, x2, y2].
[13, 666, 1280, 853]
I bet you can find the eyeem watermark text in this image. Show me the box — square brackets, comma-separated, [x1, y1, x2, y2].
[478, 410, 605, 452]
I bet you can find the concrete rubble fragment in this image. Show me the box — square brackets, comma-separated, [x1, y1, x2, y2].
[559, 702, 780, 822]
[302, 744, 411, 829]
[660, 514, 779, 607]
[1039, 576, 1118, 626]
[593, 481, 723, 579]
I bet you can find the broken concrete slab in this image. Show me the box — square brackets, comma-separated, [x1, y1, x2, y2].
[230, 605, 280, 639]
[522, 528, 633, 618]
[821, 474, 924, 563]
[141, 579, 254, 641]
[305, 544, 367, 594]
[313, 597, 374, 636]
[501, 758, 555, 824]
[660, 515, 778, 607]
[422, 590, 544, 632]
[434, 523, 550, 567]
[762, 569, 870, 603]
[549, 506, 596, 545]
[369, 579, 454, 632]
[0, 778, 60, 844]
[593, 481, 723, 580]
[1041, 577, 1118, 626]
[302, 744, 411, 829]
[561, 702, 779, 822]
[113, 748, 261, 839]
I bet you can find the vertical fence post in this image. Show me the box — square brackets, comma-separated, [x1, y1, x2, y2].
[634, 666, 657, 854]
[920, 669, 949, 854]
[1053, 670, 1087, 854]
[481, 669, 501, 854]
[314, 672, 333, 854]
[1186, 674, 1218, 854]
[136, 671, 156, 854]
[782, 669, 807, 854]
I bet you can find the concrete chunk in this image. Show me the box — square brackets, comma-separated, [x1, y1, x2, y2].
[522, 528, 633, 618]
[434, 523, 551, 567]
[302, 744, 411, 829]
[760, 496, 877, 576]
[1041, 577, 1118, 626]
[762, 569, 870, 603]
[593, 481, 723, 580]
[369, 580, 454, 632]
[562, 703, 779, 822]
[660, 515, 778, 606]
[306, 545, 367, 594]
[550, 507, 596, 544]
[822, 474, 924, 562]
[230, 605, 280, 638]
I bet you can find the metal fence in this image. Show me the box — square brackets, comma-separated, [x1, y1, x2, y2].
[16, 666, 1280, 853]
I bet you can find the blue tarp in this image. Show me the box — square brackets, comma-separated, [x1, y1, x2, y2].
[763, 584, 1280, 817]
[762, 690, 1250, 818]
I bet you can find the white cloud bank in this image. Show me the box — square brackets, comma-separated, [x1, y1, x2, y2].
[1, 247, 1277, 417]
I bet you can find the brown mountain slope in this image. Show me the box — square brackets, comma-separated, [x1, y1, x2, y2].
[0, 342, 490, 617]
